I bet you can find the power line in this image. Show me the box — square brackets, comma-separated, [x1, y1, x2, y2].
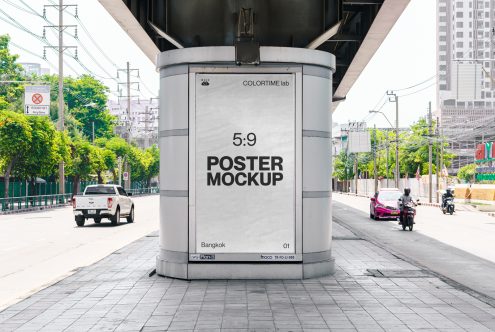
[392, 75, 437, 92]
[396, 81, 436, 98]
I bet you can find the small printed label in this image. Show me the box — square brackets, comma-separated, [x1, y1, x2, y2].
[200, 254, 215, 260]
[260, 254, 297, 261]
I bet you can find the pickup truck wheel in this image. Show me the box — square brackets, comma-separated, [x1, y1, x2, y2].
[94, 217, 101, 224]
[111, 208, 120, 226]
[126, 206, 134, 223]
[75, 216, 85, 227]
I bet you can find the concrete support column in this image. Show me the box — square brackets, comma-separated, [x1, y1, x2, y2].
[157, 47, 335, 279]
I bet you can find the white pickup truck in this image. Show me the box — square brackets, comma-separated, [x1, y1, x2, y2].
[73, 185, 134, 227]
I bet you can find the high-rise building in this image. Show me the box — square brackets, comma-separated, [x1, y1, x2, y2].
[437, 0, 495, 173]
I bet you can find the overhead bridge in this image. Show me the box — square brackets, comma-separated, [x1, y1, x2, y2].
[99, 0, 409, 104]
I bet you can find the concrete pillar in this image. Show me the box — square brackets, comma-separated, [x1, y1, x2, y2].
[156, 46, 335, 279]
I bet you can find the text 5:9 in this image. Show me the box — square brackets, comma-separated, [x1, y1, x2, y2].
[232, 133, 256, 146]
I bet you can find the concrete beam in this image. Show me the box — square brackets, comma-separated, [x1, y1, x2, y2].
[333, 0, 410, 109]
[98, 0, 159, 65]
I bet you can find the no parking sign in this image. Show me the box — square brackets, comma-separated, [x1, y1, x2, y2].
[24, 85, 50, 116]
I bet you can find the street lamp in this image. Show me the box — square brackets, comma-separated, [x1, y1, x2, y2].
[386, 91, 400, 189]
[369, 110, 394, 128]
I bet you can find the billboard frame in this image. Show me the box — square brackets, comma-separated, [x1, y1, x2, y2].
[188, 65, 303, 262]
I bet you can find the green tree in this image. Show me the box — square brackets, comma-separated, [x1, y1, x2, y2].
[90, 146, 116, 184]
[356, 119, 454, 181]
[399, 118, 453, 177]
[0, 111, 32, 199]
[333, 151, 354, 181]
[0, 35, 25, 105]
[127, 146, 147, 182]
[15, 116, 63, 195]
[43, 74, 116, 140]
[144, 144, 160, 186]
[458, 164, 476, 183]
[68, 138, 94, 195]
[65, 75, 115, 139]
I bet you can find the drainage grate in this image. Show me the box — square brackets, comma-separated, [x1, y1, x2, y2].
[333, 236, 362, 240]
[366, 269, 433, 278]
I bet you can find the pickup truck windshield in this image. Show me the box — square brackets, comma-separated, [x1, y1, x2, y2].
[85, 187, 116, 195]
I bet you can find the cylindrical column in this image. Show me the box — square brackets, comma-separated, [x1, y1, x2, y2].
[157, 47, 335, 279]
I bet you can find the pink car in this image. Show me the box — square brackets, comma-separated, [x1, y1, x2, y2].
[370, 188, 402, 220]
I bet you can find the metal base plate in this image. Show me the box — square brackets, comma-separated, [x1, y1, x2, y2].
[156, 256, 335, 280]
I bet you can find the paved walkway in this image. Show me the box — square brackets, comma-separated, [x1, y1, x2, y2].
[1, 225, 495, 331]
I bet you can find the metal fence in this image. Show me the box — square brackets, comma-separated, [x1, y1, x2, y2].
[0, 187, 160, 213]
[128, 187, 160, 196]
[0, 194, 73, 212]
[0, 181, 97, 199]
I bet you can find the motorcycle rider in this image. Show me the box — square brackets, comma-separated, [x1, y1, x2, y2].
[442, 187, 454, 209]
[398, 187, 417, 225]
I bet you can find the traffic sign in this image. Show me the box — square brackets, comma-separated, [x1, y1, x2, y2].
[24, 85, 50, 116]
[123, 171, 129, 181]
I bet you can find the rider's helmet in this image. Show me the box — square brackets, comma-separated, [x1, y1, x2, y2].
[446, 188, 452, 195]
[404, 187, 411, 196]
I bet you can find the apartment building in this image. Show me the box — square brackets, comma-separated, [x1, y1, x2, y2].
[437, 0, 495, 173]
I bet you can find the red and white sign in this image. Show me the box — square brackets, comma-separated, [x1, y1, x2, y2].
[123, 171, 129, 181]
[24, 85, 50, 116]
[32, 93, 43, 104]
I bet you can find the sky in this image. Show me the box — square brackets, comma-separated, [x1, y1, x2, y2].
[0, 0, 159, 101]
[0, 0, 436, 127]
[333, 0, 437, 129]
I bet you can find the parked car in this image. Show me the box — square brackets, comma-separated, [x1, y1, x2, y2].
[73, 184, 134, 227]
[370, 188, 402, 220]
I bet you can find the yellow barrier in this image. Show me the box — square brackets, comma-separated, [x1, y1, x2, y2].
[455, 184, 495, 201]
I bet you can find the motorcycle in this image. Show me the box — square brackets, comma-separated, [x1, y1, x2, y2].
[442, 197, 455, 215]
[398, 199, 417, 231]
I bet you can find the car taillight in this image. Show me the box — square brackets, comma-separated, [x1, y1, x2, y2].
[72, 197, 76, 208]
[107, 197, 113, 209]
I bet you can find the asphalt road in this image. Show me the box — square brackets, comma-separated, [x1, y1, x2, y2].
[0, 195, 159, 310]
[334, 193, 495, 263]
[333, 193, 495, 302]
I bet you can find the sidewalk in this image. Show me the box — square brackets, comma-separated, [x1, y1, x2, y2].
[1, 224, 495, 331]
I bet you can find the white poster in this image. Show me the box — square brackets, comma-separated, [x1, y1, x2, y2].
[194, 73, 296, 255]
[24, 85, 50, 116]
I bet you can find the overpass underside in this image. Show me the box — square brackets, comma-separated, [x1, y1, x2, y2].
[99, 0, 410, 103]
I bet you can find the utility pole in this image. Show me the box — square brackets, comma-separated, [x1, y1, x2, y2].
[387, 91, 400, 188]
[428, 102, 433, 203]
[386, 136, 390, 188]
[92, 121, 95, 144]
[117, 62, 139, 191]
[440, 124, 445, 186]
[436, 117, 441, 203]
[373, 125, 378, 193]
[140, 106, 156, 148]
[354, 155, 358, 195]
[117, 156, 122, 186]
[44, 1, 77, 197]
